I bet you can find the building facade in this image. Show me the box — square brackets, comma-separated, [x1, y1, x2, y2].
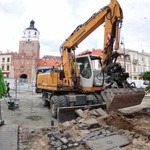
[14, 20, 40, 81]
[78, 48, 150, 80]
[38, 55, 61, 68]
[0, 20, 40, 81]
[125, 49, 150, 79]
[0, 53, 12, 78]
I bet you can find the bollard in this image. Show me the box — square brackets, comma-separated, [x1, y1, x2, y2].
[51, 120, 54, 126]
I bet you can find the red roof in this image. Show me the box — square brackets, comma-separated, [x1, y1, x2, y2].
[77, 49, 91, 56]
[38, 58, 61, 67]
[38, 49, 103, 68]
[91, 49, 103, 57]
[77, 49, 103, 57]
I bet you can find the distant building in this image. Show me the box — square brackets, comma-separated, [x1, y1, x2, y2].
[38, 55, 61, 68]
[125, 49, 150, 79]
[0, 53, 12, 78]
[13, 20, 40, 81]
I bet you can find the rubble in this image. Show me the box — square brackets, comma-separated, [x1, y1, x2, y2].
[47, 124, 131, 150]
[17, 105, 150, 150]
[46, 108, 133, 150]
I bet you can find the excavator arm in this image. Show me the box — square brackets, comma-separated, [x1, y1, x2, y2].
[60, 0, 123, 87]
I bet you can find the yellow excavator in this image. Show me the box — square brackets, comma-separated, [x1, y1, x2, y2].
[36, 0, 145, 122]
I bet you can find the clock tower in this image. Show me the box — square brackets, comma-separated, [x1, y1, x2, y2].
[19, 20, 40, 59]
[12, 20, 40, 81]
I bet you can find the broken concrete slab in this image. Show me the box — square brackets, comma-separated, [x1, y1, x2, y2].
[75, 109, 84, 118]
[95, 108, 108, 116]
[83, 118, 101, 129]
[85, 134, 131, 150]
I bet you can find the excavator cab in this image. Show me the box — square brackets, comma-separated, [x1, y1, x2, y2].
[76, 54, 104, 87]
[76, 54, 145, 112]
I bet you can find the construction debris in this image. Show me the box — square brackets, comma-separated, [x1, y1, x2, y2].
[46, 108, 133, 150]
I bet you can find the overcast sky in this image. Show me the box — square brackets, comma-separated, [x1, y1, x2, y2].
[0, 0, 150, 58]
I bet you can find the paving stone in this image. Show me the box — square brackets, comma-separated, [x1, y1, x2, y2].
[60, 137, 68, 144]
[0, 124, 18, 150]
[62, 121, 71, 127]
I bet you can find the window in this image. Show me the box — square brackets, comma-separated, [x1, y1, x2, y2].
[142, 58, 144, 62]
[76, 57, 92, 79]
[138, 66, 140, 72]
[7, 65, 9, 71]
[133, 66, 136, 72]
[127, 65, 129, 72]
[2, 65, 4, 70]
[7, 58, 10, 62]
[2, 58, 5, 62]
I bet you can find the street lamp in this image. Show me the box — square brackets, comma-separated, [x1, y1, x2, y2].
[120, 40, 126, 71]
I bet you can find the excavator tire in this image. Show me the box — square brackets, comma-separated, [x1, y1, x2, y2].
[59, 95, 68, 107]
[50, 96, 61, 118]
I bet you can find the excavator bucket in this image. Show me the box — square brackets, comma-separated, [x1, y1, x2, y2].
[57, 104, 106, 123]
[101, 88, 145, 112]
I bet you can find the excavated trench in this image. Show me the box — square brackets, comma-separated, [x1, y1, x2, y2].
[102, 110, 150, 137]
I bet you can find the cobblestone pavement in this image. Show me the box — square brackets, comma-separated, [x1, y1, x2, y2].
[1, 91, 57, 128]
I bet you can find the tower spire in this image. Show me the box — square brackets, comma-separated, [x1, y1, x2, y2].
[30, 20, 35, 28]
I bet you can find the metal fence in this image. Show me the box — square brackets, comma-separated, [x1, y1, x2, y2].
[4, 78, 36, 94]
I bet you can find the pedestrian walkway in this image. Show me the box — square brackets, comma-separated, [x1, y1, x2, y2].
[145, 92, 150, 96]
[0, 124, 18, 150]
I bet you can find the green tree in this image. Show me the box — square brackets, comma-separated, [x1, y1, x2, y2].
[143, 71, 150, 90]
[143, 71, 150, 81]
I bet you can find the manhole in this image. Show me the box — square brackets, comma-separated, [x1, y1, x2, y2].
[26, 115, 42, 121]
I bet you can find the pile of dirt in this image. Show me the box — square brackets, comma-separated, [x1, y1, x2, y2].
[19, 127, 51, 150]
